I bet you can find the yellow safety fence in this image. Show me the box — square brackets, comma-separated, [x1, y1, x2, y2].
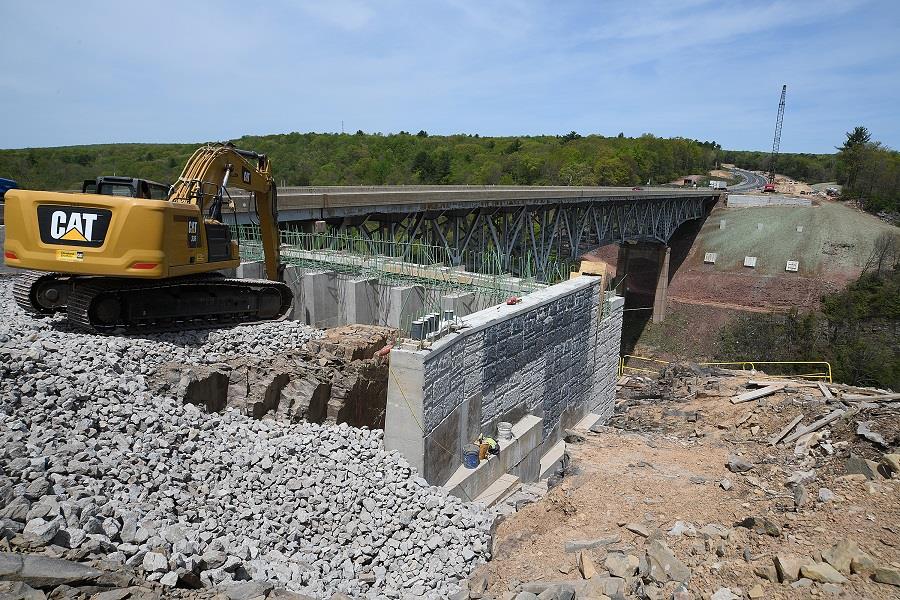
[619, 355, 832, 383]
[618, 355, 671, 378]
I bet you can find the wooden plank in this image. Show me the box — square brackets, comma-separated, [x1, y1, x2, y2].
[748, 379, 817, 388]
[731, 383, 787, 404]
[616, 376, 631, 386]
[832, 384, 892, 395]
[769, 414, 804, 446]
[842, 392, 900, 402]
[781, 409, 845, 445]
[817, 382, 834, 400]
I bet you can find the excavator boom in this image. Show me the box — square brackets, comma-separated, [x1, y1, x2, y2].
[169, 144, 282, 281]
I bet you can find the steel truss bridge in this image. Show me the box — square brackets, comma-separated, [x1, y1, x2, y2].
[231, 186, 721, 282]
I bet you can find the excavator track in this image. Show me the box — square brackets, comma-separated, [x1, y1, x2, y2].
[66, 275, 292, 334]
[13, 270, 69, 315]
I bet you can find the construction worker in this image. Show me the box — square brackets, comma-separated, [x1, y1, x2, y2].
[476, 434, 500, 461]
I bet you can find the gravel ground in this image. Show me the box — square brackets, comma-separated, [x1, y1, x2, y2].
[0, 276, 492, 599]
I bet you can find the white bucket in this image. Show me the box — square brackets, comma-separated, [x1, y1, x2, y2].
[497, 421, 513, 441]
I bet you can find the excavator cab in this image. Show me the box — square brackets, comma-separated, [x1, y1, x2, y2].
[82, 176, 170, 199]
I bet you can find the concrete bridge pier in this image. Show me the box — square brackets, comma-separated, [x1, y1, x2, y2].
[616, 242, 670, 323]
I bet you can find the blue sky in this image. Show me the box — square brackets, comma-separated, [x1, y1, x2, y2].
[2, 0, 899, 152]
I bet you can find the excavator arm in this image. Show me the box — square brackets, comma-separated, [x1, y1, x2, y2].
[169, 143, 282, 281]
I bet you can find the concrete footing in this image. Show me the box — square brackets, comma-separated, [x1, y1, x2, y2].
[444, 414, 542, 502]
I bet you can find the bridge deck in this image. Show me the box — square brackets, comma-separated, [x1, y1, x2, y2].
[229, 185, 721, 221]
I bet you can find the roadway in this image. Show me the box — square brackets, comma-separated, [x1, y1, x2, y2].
[729, 168, 768, 192]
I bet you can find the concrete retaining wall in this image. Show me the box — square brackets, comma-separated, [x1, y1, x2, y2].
[384, 275, 624, 487]
[726, 194, 812, 207]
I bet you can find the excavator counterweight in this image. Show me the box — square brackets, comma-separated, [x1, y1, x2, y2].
[3, 143, 293, 333]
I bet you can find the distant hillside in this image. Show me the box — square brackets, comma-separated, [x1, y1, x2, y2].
[0, 132, 723, 191]
[720, 149, 836, 184]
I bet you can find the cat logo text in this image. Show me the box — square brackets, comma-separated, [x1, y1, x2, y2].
[37, 205, 112, 248]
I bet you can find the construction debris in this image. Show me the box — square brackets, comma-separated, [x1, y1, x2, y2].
[472, 362, 899, 599]
[781, 408, 845, 444]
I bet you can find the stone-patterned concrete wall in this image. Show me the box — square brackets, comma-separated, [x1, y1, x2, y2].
[422, 280, 599, 439]
[385, 276, 625, 485]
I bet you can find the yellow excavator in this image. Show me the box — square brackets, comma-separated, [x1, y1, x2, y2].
[3, 143, 292, 332]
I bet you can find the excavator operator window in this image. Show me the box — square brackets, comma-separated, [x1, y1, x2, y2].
[148, 183, 169, 200]
[98, 183, 137, 197]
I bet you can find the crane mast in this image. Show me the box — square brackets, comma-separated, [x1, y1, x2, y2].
[767, 85, 787, 184]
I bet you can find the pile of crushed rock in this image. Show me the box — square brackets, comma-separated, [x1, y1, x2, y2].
[0, 277, 492, 599]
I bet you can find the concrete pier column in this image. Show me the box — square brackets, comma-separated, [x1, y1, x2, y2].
[299, 270, 339, 328]
[384, 347, 425, 475]
[283, 265, 303, 321]
[236, 261, 264, 279]
[615, 242, 670, 323]
[441, 292, 476, 318]
[344, 277, 379, 325]
[387, 285, 425, 332]
[652, 246, 670, 323]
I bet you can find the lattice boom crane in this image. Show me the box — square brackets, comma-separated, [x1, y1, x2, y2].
[764, 85, 787, 192]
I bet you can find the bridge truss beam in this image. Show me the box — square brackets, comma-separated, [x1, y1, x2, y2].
[304, 196, 712, 283]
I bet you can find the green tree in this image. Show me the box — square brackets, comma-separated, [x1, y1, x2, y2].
[837, 126, 872, 191]
[503, 138, 523, 155]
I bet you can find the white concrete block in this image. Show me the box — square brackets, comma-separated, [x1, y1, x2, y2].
[474, 474, 520, 507]
[538, 440, 566, 479]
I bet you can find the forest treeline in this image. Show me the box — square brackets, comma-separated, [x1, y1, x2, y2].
[1, 127, 896, 213]
[0, 131, 720, 191]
